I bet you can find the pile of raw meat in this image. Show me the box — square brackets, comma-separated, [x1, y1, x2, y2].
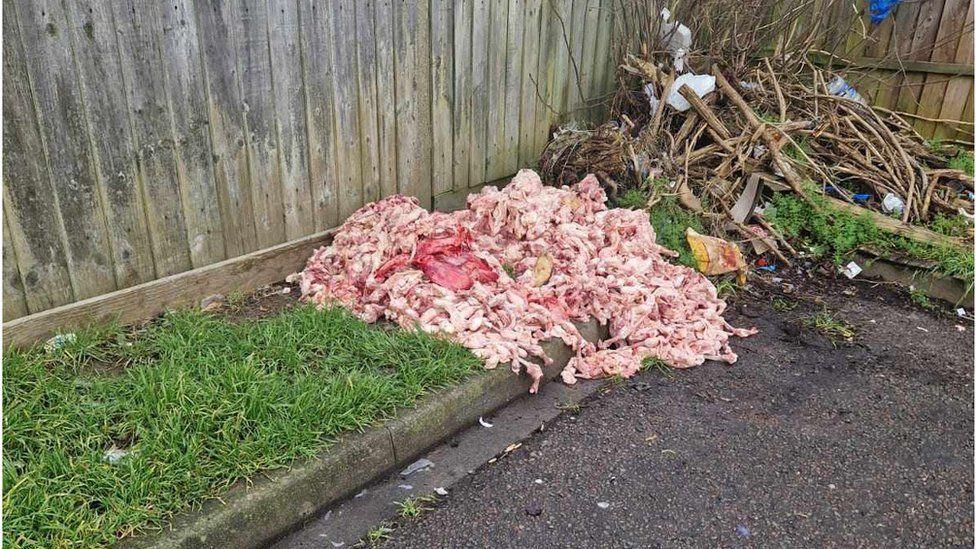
[299, 170, 755, 392]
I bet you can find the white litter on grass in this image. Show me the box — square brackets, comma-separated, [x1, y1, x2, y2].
[44, 333, 76, 353]
[435, 487, 449, 496]
[478, 417, 494, 428]
[102, 446, 129, 464]
[400, 458, 434, 477]
[840, 261, 862, 279]
[597, 502, 610, 509]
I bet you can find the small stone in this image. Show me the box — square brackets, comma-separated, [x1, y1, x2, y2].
[525, 502, 543, 517]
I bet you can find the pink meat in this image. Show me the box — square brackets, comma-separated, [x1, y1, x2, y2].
[299, 169, 755, 392]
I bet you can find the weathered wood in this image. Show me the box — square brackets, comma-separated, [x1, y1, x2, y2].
[517, 0, 543, 168]
[564, 0, 588, 121]
[14, 0, 117, 298]
[2, 213, 29, 321]
[579, 0, 601, 120]
[158, 0, 228, 267]
[356, 0, 382, 204]
[193, 0, 260, 257]
[393, 0, 433, 207]
[532, 0, 556, 154]
[431, 0, 455, 195]
[63, 0, 157, 288]
[453, 0, 474, 190]
[374, 0, 399, 198]
[268, 0, 314, 239]
[591, 0, 613, 120]
[239, 0, 287, 248]
[2, 5, 75, 312]
[502, 0, 525, 174]
[111, 0, 194, 277]
[485, 0, 509, 180]
[298, 0, 340, 230]
[329, 0, 364, 220]
[469, 0, 490, 186]
[2, 229, 336, 350]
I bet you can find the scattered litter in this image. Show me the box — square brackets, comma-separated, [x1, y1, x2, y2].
[686, 227, 747, 282]
[400, 458, 434, 477]
[200, 293, 225, 312]
[534, 478, 544, 485]
[840, 262, 862, 279]
[756, 265, 776, 273]
[826, 75, 867, 105]
[397, 484, 413, 491]
[503, 443, 522, 453]
[354, 489, 367, 498]
[597, 501, 610, 509]
[478, 417, 494, 428]
[657, 8, 691, 71]
[828, 483, 837, 489]
[957, 308, 967, 317]
[102, 446, 128, 464]
[330, 542, 345, 548]
[665, 73, 716, 111]
[955, 325, 966, 332]
[916, 326, 929, 332]
[434, 487, 449, 496]
[644, 83, 660, 116]
[881, 193, 905, 216]
[44, 333, 76, 353]
[870, 0, 901, 24]
[735, 524, 752, 538]
[281, 287, 292, 294]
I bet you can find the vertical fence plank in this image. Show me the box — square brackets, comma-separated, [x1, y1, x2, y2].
[936, 1, 975, 140]
[916, 0, 971, 137]
[374, 0, 399, 198]
[63, 0, 157, 287]
[2, 5, 75, 311]
[591, 0, 614, 120]
[267, 0, 314, 239]
[193, 0, 259, 257]
[240, 0, 286, 248]
[453, 0, 473, 190]
[2, 212, 29, 321]
[517, 0, 542, 167]
[549, 0, 574, 127]
[356, 0, 382, 204]
[532, 0, 556, 155]
[158, 0, 227, 267]
[502, 0, 525, 175]
[579, 0, 601, 121]
[469, 0, 490, 187]
[14, 0, 117, 298]
[485, 0, 509, 181]
[331, 0, 364, 219]
[393, 0, 432, 206]
[298, 0, 340, 230]
[431, 0, 455, 194]
[111, 0, 194, 277]
[565, 0, 587, 121]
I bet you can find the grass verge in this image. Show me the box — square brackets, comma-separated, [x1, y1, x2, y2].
[3, 306, 479, 548]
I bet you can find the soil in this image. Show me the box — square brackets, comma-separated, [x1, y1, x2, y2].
[380, 267, 974, 548]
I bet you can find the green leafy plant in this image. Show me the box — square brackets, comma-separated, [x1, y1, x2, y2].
[395, 495, 438, 519]
[908, 286, 935, 310]
[772, 297, 798, 312]
[802, 309, 855, 344]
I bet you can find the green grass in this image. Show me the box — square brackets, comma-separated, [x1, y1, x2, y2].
[908, 286, 936, 310]
[948, 150, 974, 176]
[772, 297, 798, 312]
[764, 187, 974, 288]
[616, 184, 706, 268]
[3, 306, 480, 548]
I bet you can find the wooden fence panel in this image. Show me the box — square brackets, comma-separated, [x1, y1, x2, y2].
[2, 0, 619, 321]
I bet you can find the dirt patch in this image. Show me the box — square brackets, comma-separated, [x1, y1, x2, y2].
[214, 281, 303, 322]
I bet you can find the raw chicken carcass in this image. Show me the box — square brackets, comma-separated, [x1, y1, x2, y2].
[299, 169, 755, 392]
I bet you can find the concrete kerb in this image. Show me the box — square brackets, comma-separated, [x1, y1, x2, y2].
[123, 320, 605, 549]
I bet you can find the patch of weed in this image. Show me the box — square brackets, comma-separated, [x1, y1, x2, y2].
[360, 523, 393, 547]
[772, 297, 798, 312]
[802, 308, 855, 344]
[714, 276, 741, 299]
[395, 495, 438, 519]
[949, 150, 974, 176]
[930, 213, 973, 239]
[908, 286, 935, 310]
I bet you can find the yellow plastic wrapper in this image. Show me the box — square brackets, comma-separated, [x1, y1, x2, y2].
[685, 228, 747, 284]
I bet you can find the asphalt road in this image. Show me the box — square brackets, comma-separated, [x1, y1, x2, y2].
[382, 276, 974, 548]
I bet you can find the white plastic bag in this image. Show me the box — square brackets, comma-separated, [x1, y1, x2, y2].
[665, 73, 716, 112]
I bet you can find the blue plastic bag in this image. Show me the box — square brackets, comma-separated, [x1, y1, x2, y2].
[869, 0, 900, 24]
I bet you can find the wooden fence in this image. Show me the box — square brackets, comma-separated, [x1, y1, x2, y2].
[2, 0, 616, 321]
[824, 0, 974, 141]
